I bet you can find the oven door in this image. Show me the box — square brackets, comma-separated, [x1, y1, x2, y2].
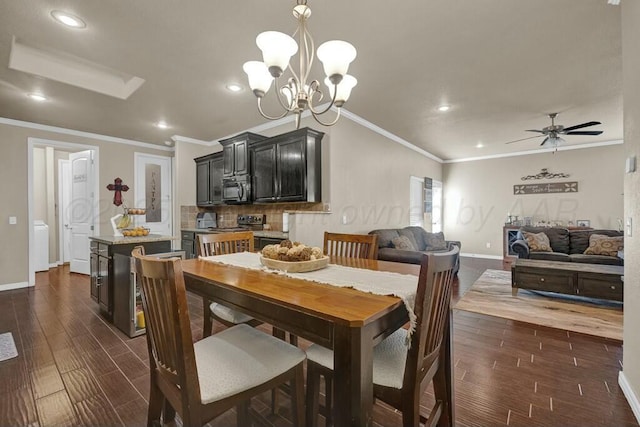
[222, 177, 250, 203]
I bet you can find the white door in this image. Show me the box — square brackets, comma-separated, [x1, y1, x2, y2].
[58, 159, 71, 264]
[134, 153, 172, 235]
[69, 150, 95, 274]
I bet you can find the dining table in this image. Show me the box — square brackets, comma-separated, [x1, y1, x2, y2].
[180, 254, 454, 427]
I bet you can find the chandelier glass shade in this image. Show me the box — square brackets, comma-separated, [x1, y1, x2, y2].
[243, 0, 357, 128]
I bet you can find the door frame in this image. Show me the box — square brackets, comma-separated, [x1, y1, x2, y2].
[58, 158, 71, 265]
[27, 138, 99, 285]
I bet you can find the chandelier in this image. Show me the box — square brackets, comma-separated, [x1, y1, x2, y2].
[243, 0, 357, 129]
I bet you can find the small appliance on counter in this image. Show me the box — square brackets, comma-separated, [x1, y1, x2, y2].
[196, 212, 217, 229]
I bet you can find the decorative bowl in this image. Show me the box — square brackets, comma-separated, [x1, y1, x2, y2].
[260, 256, 329, 273]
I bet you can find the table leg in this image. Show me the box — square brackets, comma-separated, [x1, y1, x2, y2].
[333, 324, 374, 427]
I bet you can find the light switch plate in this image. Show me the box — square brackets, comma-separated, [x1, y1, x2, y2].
[9, 216, 16, 225]
[627, 217, 632, 237]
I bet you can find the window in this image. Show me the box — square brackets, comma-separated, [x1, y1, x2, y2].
[409, 176, 425, 227]
[409, 177, 442, 232]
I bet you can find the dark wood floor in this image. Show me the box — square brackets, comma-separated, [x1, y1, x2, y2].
[0, 256, 637, 427]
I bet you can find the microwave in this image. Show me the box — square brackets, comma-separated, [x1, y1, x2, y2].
[222, 175, 251, 204]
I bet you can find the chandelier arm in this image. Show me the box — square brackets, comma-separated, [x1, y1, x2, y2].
[307, 82, 339, 115]
[257, 97, 291, 121]
[310, 107, 342, 127]
[301, 24, 315, 84]
[274, 78, 297, 111]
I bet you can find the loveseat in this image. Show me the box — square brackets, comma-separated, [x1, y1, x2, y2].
[368, 226, 461, 273]
[511, 226, 623, 266]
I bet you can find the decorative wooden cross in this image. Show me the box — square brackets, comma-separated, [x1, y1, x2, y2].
[106, 177, 129, 206]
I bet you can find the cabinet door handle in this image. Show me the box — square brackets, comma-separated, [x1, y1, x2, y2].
[539, 277, 545, 282]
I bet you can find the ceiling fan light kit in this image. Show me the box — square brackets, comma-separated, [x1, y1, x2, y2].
[506, 112, 603, 151]
[243, 0, 357, 129]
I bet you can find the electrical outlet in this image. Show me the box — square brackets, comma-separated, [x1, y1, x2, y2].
[342, 214, 348, 225]
[8, 216, 16, 225]
[485, 242, 491, 249]
[627, 217, 632, 237]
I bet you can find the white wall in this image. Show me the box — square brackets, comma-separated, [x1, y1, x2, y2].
[621, 1, 640, 421]
[442, 144, 625, 256]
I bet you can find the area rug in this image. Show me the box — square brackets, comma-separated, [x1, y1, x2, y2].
[454, 269, 623, 340]
[0, 332, 18, 362]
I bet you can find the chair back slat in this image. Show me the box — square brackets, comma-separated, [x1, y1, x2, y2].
[323, 232, 378, 259]
[405, 247, 459, 387]
[131, 247, 200, 400]
[197, 231, 254, 257]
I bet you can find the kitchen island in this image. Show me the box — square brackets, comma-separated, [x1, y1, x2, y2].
[89, 235, 176, 333]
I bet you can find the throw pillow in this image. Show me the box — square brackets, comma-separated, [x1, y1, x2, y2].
[522, 231, 552, 252]
[584, 234, 623, 257]
[424, 232, 448, 251]
[391, 235, 416, 251]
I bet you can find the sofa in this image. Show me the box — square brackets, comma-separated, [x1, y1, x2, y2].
[511, 226, 623, 266]
[368, 226, 461, 273]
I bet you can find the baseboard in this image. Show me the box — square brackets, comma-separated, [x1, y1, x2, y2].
[619, 371, 640, 424]
[460, 252, 503, 260]
[0, 281, 32, 292]
[49, 263, 58, 269]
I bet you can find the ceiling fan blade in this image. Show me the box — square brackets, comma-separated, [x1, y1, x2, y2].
[562, 121, 601, 132]
[525, 129, 545, 133]
[540, 137, 550, 146]
[505, 135, 543, 144]
[564, 130, 603, 136]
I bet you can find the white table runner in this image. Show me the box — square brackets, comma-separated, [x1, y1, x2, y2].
[200, 252, 419, 337]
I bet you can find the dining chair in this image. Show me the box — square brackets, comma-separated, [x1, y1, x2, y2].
[131, 246, 305, 427]
[323, 232, 378, 260]
[305, 246, 459, 427]
[196, 231, 263, 337]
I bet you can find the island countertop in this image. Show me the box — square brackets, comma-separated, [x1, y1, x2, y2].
[89, 234, 177, 245]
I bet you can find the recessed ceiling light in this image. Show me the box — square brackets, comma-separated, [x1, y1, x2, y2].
[27, 93, 47, 102]
[476, 142, 484, 148]
[226, 83, 243, 92]
[437, 105, 451, 112]
[156, 121, 169, 129]
[51, 11, 86, 29]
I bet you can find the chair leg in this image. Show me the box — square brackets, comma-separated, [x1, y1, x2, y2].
[162, 400, 175, 423]
[305, 361, 321, 427]
[291, 364, 305, 427]
[202, 298, 212, 338]
[237, 400, 250, 426]
[401, 394, 421, 427]
[147, 380, 163, 427]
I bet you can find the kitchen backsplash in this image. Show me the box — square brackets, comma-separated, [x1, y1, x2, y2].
[181, 203, 324, 231]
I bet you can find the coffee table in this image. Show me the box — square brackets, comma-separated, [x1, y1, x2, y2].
[511, 259, 624, 302]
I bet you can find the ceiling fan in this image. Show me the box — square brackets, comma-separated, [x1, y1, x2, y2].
[506, 113, 603, 147]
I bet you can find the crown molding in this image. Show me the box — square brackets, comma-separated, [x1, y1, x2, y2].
[0, 117, 174, 152]
[444, 139, 624, 164]
[171, 135, 212, 146]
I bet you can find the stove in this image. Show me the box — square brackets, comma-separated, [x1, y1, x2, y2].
[237, 214, 266, 230]
[207, 214, 266, 232]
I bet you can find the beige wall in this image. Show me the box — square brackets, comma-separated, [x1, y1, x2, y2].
[622, 1, 640, 419]
[442, 144, 625, 256]
[0, 122, 172, 287]
[288, 116, 442, 247]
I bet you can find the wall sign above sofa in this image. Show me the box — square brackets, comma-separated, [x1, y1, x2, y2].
[513, 181, 578, 195]
[520, 168, 570, 181]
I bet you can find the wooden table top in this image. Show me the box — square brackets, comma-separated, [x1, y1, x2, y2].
[181, 256, 420, 327]
[514, 258, 624, 275]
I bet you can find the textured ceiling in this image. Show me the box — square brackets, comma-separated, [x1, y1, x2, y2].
[0, 0, 622, 160]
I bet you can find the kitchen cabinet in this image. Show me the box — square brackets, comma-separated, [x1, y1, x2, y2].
[254, 236, 286, 250]
[181, 230, 197, 259]
[195, 152, 223, 206]
[220, 132, 266, 177]
[89, 237, 172, 319]
[251, 127, 324, 203]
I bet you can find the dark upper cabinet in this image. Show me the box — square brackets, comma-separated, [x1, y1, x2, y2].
[195, 152, 223, 206]
[251, 127, 324, 203]
[220, 132, 266, 177]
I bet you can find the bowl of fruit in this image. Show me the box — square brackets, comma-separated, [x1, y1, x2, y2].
[122, 227, 150, 237]
[126, 208, 146, 215]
